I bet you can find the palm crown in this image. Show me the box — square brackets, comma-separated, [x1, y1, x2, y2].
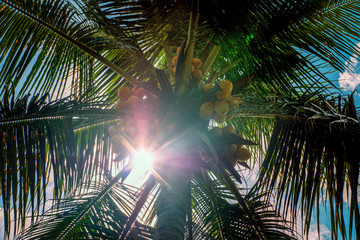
[0, 0, 360, 239]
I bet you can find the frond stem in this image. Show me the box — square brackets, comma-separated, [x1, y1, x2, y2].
[1, 0, 139, 86]
[119, 175, 156, 240]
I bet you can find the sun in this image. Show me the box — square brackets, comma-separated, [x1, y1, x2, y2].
[132, 149, 154, 175]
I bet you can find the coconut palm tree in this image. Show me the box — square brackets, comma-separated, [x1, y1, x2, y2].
[0, 0, 359, 239]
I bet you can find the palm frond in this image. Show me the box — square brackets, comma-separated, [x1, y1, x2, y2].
[204, 194, 297, 240]
[46, 0, 360, 102]
[0, 90, 119, 237]
[195, 0, 360, 96]
[255, 93, 360, 239]
[0, 0, 135, 99]
[17, 169, 154, 240]
[190, 171, 297, 239]
[120, 175, 157, 240]
[74, 0, 192, 103]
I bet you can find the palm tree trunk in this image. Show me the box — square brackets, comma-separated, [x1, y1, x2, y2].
[155, 167, 188, 240]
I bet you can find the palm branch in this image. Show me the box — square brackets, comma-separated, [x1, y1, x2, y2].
[16, 169, 154, 240]
[16, 166, 297, 240]
[0, 0, 139, 99]
[0, 87, 120, 236]
[250, 92, 360, 239]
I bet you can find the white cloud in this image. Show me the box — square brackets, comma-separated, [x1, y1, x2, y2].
[338, 71, 360, 92]
[307, 223, 331, 240]
[338, 42, 360, 92]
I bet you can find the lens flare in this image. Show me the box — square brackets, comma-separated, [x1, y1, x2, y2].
[133, 149, 154, 174]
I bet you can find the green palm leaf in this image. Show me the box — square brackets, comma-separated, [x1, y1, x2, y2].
[0, 89, 120, 236]
[253, 93, 360, 239]
[16, 169, 153, 240]
[0, 0, 136, 99]
[190, 171, 296, 239]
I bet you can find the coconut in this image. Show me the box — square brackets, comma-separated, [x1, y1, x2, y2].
[227, 97, 243, 109]
[202, 83, 214, 93]
[127, 95, 141, 108]
[225, 125, 235, 134]
[219, 80, 233, 93]
[132, 87, 146, 98]
[114, 100, 127, 110]
[192, 69, 202, 79]
[199, 101, 213, 120]
[192, 58, 203, 69]
[216, 89, 231, 100]
[214, 100, 229, 116]
[216, 81, 233, 100]
[213, 113, 226, 123]
[172, 55, 178, 66]
[117, 86, 132, 101]
[236, 147, 251, 161]
[211, 127, 223, 136]
[223, 149, 237, 167]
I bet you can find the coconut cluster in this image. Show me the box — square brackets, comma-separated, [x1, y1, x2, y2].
[114, 86, 150, 109]
[109, 44, 253, 172]
[111, 86, 159, 151]
[197, 80, 250, 166]
[199, 80, 242, 123]
[169, 47, 203, 80]
[208, 125, 251, 166]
